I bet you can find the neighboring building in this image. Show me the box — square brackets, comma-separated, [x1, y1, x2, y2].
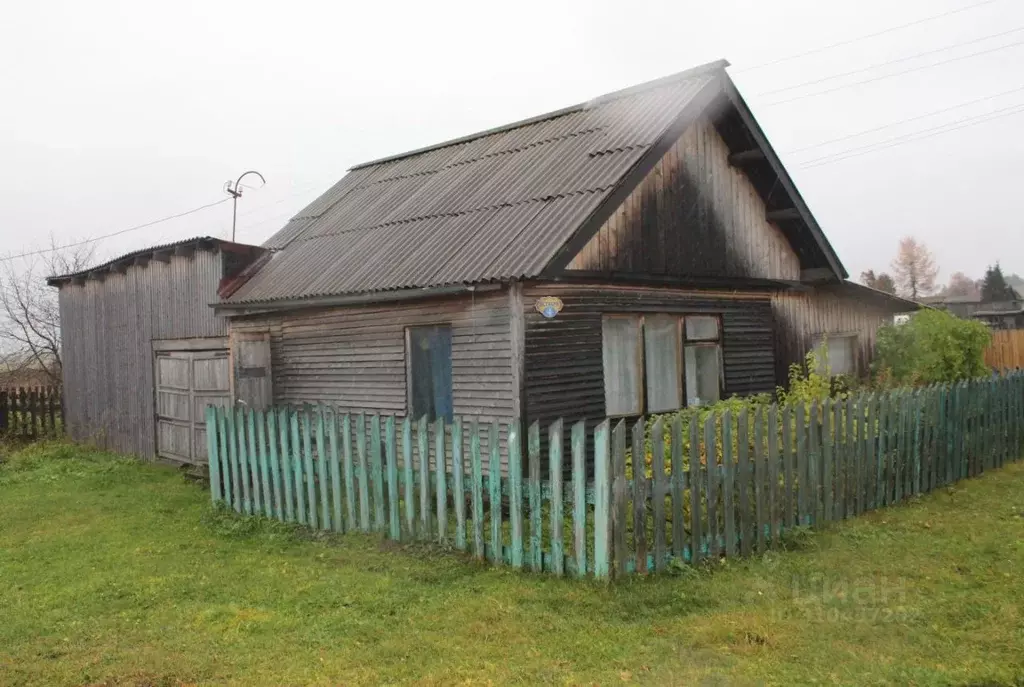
[972, 299, 1024, 330]
[922, 291, 1024, 329]
[52, 60, 918, 467]
[48, 238, 264, 462]
[920, 294, 982, 319]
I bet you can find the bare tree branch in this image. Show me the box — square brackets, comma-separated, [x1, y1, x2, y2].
[0, 238, 95, 387]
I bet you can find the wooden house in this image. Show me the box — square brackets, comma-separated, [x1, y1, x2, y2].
[52, 60, 917, 466]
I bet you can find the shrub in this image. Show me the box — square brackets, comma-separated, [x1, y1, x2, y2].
[873, 309, 990, 386]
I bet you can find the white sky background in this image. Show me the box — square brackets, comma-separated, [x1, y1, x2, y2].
[1, 0, 1022, 282]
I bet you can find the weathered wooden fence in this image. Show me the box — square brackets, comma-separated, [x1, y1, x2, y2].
[0, 386, 62, 439]
[985, 329, 1024, 371]
[205, 371, 1024, 579]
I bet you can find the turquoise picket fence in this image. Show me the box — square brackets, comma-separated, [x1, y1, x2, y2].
[205, 370, 1024, 579]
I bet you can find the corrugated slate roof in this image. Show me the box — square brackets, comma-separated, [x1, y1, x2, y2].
[226, 62, 725, 305]
[47, 237, 264, 287]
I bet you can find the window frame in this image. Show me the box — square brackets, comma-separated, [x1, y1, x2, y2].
[405, 323, 455, 422]
[600, 312, 725, 417]
[683, 314, 724, 407]
[811, 331, 859, 377]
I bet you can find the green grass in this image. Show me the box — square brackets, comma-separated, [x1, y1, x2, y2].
[1, 443, 1023, 686]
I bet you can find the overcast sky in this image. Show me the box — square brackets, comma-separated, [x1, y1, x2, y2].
[2, 0, 1022, 283]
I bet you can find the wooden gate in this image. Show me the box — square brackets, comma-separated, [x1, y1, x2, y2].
[155, 349, 230, 465]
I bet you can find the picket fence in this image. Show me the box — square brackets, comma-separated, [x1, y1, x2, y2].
[0, 386, 62, 438]
[204, 371, 1024, 579]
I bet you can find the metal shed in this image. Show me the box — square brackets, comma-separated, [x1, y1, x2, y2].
[48, 237, 263, 464]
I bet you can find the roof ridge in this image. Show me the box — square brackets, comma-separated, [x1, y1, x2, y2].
[348, 59, 729, 172]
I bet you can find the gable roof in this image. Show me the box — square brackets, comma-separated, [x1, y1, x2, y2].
[223, 60, 845, 308]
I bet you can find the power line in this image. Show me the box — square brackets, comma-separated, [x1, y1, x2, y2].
[758, 26, 1024, 97]
[735, 0, 1001, 73]
[797, 105, 1024, 168]
[764, 38, 1024, 107]
[784, 83, 1024, 154]
[0, 198, 230, 263]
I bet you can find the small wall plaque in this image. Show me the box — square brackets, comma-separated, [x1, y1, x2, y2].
[534, 296, 564, 319]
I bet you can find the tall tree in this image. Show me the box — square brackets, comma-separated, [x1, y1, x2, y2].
[981, 263, 1018, 302]
[859, 269, 896, 294]
[890, 236, 938, 299]
[945, 271, 978, 298]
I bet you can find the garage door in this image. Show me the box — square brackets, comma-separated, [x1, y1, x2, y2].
[155, 349, 231, 465]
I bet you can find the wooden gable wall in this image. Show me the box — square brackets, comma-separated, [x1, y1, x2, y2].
[567, 116, 801, 281]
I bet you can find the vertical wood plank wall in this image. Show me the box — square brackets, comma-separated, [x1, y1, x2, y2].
[771, 288, 897, 381]
[567, 116, 801, 282]
[58, 250, 229, 458]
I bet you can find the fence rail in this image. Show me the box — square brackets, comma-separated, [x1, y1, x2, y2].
[0, 386, 62, 439]
[205, 371, 1024, 579]
[985, 329, 1024, 371]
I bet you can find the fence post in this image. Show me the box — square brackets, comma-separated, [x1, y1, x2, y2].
[509, 421, 524, 569]
[671, 417, 686, 563]
[401, 415, 413, 540]
[651, 417, 667, 572]
[330, 412, 343, 533]
[767, 405, 780, 542]
[385, 415, 400, 541]
[453, 417, 467, 550]
[528, 421, 543, 571]
[822, 398, 834, 519]
[418, 416, 430, 536]
[548, 419, 564, 576]
[610, 419, 628, 577]
[690, 416, 705, 562]
[453, 417, 466, 550]
[218, 407, 233, 509]
[489, 421, 503, 565]
[722, 410, 737, 559]
[279, 408, 295, 523]
[593, 419, 611, 579]
[257, 410, 273, 518]
[571, 419, 587, 577]
[206, 406, 222, 504]
[794, 403, 807, 526]
[631, 418, 648, 574]
[434, 417, 447, 543]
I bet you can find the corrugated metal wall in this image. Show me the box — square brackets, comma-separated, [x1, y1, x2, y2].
[771, 288, 894, 381]
[59, 250, 228, 457]
[228, 289, 516, 468]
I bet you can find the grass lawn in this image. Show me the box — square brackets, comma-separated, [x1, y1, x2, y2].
[1, 443, 1023, 686]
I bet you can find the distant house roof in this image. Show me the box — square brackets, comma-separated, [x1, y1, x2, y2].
[222, 59, 846, 308]
[920, 294, 982, 305]
[47, 237, 264, 287]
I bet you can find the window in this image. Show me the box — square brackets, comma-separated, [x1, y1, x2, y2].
[602, 316, 643, 416]
[812, 333, 857, 376]
[602, 313, 723, 416]
[644, 315, 683, 413]
[407, 325, 453, 422]
[684, 316, 722, 406]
